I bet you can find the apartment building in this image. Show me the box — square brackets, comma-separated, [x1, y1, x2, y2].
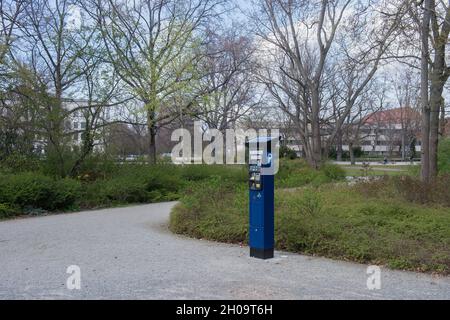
[280, 107, 423, 158]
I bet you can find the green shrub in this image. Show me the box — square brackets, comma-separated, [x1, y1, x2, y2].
[322, 163, 346, 180]
[40, 148, 77, 178]
[170, 178, 248, 242]
[280, 145, 298, 159]
[85, 176, 146, 206]
[357, 175, 450, 207]
[0, 159, 347, 217]
[74, 155, 118, 180]
[0, 203, 19, 219]
[438, 138, 450, 174]
[407, 164, 421, 177]
[51, 178, 83, 210]
[0, 172, 82, 211]
[276, 160, 345, 188]
[393, 175, 450, 206]
[81, 164, 186, 207]
[292, 189, 323, 215]
[0, 153, 41, 173]
[10, 174, 55, 208]
[179, 164, 247, 183]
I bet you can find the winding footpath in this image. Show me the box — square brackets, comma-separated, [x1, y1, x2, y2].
[0, 202, 448, 299]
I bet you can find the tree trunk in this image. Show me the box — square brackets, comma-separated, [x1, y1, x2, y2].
[145, 103, 158, 164]
[70, 130, 94, 177]
[303, 140, 314, 167]
[401, 131, 406, 160]
[311, 90, 322, 169]
[420, 0, 431, 182]
[336, 129, 343, 161]
[428, 1, 450, 178]
[149, 124, 157, 164]
[349, 142, 356, 165]
[429, 85, 444, 179]
[439, 99, 446, 137]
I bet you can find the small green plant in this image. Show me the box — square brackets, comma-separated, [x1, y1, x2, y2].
[294, 189, 323, 215]
[322, 163, 346, 180]
[0, 203, 19, 219]
[438, 138, 450, 174]
[0, 172, 82, 211]
[276, 160, 345, 188]
[360, 162, 372, 177]
[0, 152, 41, 173]
[279, 145, 298, 159]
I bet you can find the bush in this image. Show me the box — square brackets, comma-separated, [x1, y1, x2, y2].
[292, 189, 323, 215]
[0, 153, 41, 173]
[393, 175, 450, 207]
[356, 175, 450, 207]
[0, 203, 19, 219]
[74, 154, 118, 181]
[170, 178, 248, 242]
[276, 160, 345, 188]
[322, 163, 346, 180]
[179, 164, 247, 183]
[438, 138, 450, 174]
[52, 178, 83, 210]
[0, 172, 82, 211]
[0, 159, 346, 217]
[280, 145, 298, 159]
[81, 164, 187, 207]
[96, 178, 150, 204]
[40, 148, 77, 178]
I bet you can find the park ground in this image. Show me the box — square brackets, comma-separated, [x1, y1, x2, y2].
[0, 202, 449, 299]
[1, 156, 450, 276]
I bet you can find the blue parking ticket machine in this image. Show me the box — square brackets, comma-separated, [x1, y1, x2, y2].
[247, 136, 278, 259]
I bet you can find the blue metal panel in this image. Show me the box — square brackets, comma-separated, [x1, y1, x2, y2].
[249, 175, 274, 250]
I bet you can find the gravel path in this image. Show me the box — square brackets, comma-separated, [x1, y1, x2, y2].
[0, 202, 448, 299]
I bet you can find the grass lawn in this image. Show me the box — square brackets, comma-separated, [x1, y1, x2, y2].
[343, 167, 413, 177]
[170, 169, 450, 274]
[276, 185, 449, 273]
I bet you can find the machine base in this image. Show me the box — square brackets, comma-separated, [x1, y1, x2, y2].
[250, 247, 274, 259]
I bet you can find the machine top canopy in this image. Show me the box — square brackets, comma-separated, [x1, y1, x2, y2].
[247, 136, 279, 144]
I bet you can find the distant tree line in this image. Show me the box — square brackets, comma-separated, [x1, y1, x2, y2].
[0, 0, 448, 180]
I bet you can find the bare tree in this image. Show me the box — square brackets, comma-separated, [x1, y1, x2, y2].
[84, 0, 227, 163]
[420, 0, 432, 181]
[392, 69, 421, 160]
[341, 86, 383, 165]
[195, 27, 259, 133]
[67, 65, 126, 176]
[251, 0, 407, 168]
[0, 0, 25, 66]
[402, 0, 449, 180]
[427, 0, 450, 178]
[0, 0, 30, 159]
[16, 0, 98, 176]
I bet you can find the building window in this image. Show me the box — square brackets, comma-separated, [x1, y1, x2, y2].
[80, 122, 86, 129]
[73, 122, 78, 129]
